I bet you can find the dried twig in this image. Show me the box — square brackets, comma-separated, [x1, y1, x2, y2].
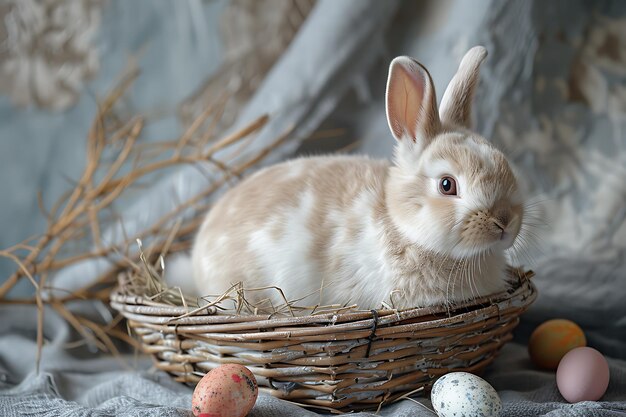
[0, 67, 301, 372]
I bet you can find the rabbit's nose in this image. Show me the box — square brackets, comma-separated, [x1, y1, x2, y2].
[492, 219, 506, 231]
[490, 205, 511, 240]
[492, 219, 507, 240]
[490, 202, 511, 229]
[494, 212, 510, 230]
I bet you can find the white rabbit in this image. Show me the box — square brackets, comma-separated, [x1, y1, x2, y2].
[189, 46, 526, 310]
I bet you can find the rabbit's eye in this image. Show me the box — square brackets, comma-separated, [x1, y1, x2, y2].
[439, 177, 457, 196]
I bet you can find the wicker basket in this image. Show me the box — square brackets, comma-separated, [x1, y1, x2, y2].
[110, 269, 536, 412]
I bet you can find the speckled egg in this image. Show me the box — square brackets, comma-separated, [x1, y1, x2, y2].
[556, 347, 610, 403]
[431, 372, 502, 417]
[192, 364, 258, 417]
[528, 319, 586, 370]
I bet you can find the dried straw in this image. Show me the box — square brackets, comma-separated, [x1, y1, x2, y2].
[0, 65, 297, 372]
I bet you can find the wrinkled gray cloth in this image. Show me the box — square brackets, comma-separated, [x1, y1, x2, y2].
[1, 309, 625, 417]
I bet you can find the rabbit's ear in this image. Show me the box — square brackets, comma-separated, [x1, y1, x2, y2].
[439, 46, 487, 128]
[386, 56, 441, 146]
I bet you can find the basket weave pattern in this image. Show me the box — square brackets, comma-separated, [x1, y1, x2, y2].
[110, 270, 536, 411]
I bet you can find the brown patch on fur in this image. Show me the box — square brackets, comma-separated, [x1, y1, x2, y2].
[302, 157, 389, 287]
[383, 165, 428, 253]
[192, 161, 308, 295]
[269, 217, 285, 241]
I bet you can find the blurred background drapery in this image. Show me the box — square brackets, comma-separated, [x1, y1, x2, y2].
[1, 0, 626, 415]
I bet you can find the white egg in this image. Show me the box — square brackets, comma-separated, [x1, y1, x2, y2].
[431, 372, 502, 417]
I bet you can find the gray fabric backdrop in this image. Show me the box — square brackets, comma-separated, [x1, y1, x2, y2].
[1, 0, 626, 415]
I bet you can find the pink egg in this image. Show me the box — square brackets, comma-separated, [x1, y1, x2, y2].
[192, 364, 258, 417]
[556, 347, 609, 403]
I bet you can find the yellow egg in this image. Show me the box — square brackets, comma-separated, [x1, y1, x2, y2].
[528, 319, 586, 370]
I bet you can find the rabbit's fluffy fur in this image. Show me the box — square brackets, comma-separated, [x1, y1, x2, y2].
[191, 46, 526, 310]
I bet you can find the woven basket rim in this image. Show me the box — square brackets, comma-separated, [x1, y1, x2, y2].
[111, 268, 535, 326]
